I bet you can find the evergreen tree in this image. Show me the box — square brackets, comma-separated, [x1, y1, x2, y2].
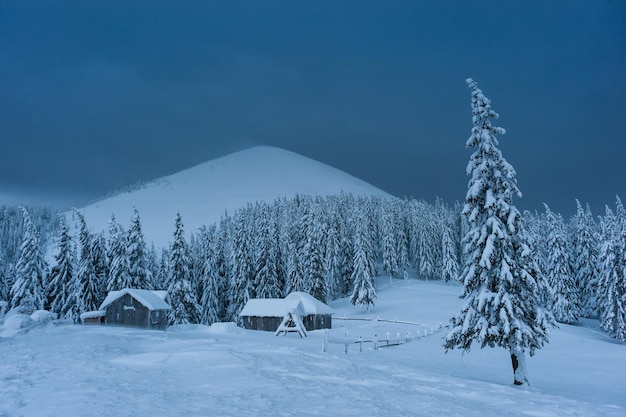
[228, 209, 255, 322]
[544, 204, 580, 323]
[73, 210, 100, 315]
[253, 203, 282, 299]
[441, 219, 460, 282]
[48, 216, 75, 318]
[90, 233, 109, 303]
[572, 201, 600, 318]
[444, 79, 554, 386]
[198, 225, 220, 325]
[597, 202, 626, 341]
[127, 207, 151, 289]
[381, 206, 399, 283]
[107, 215, 130, 291]
[147, 244, 161, 289]
[395, 202, 411, 281]
[167, 213, 200, 324]
[324, 217, 342, 299]
[302, 203, 327, 301]
[350, 209, 377, 310]
[0, 254, 7, 302]
[11, 207, 48, 313]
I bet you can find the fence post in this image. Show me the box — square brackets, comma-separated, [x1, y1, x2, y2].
[359, 336, 363, 352]
[374, 333, 378, 350]
[322, 330, 328, 353]
[345, 331, 349, 354]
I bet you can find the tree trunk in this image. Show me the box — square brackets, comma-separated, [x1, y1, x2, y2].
[510, 349, 530, 386]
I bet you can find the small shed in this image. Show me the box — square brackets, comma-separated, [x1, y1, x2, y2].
[99, 289, 171, 330]
[80, 310, 106, 325]
[239, 292, 334, 332]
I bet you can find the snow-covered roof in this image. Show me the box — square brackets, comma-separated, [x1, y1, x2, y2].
[99, 289, 171, 311]
[285, 292, 334, 315]
[239, 298, 304, 317]
[79, 310, 106, 320]
[239, 293, 334, 317]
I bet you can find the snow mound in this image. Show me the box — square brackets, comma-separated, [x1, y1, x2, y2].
[206, 322, 243, 335]
[0, 310, 58, 338]
[69, 146, 391, 248]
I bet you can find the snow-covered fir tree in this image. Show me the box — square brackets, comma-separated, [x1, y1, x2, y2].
[597, 201, 626, 341]
[90, 233, 108, 304]
[441, 216, 460, 282]
[48, 216, 75, 318]
[337, 198, 354, 296]
[350, 209, 377, 310]
[167, 213, 200, 325]
[444, 79, 554, 386]
[395, 202, 411, 281]
[572, 201, 600, 318]
[11, 207, 48, 313]
[544, 204, 580, 323]
[302, 202, 327, 301]
[147, 245, 161, 289]
[127, 207, 152, 289]
[381, 205, 399, 283]
[285, 212, 306, 294]
[0, 255, 8, 302]
[198, 225, 220, 325]
[228, 208, 255, 322]
[106, 215, 130, 291]
[253, 203, 282, 299]
[324, 215, 342, 300]
[73, 210, 101, 316]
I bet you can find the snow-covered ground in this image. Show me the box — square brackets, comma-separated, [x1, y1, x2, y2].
[1, 278, 624, 417]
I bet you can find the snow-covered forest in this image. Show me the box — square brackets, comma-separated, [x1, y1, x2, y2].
[1, 191, 625, 342]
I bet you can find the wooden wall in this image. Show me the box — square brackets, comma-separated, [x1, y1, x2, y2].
[242, 314, 332, 331]
[104, 293, 169, 330]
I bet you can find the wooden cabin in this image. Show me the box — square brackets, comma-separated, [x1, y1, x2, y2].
[239, 292, 334, 332]
[99, 289, 171, 330]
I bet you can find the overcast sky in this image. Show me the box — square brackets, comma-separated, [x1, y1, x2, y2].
[1, 1, 625, 216]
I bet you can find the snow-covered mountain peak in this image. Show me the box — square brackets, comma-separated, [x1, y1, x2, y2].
[70, 146, 390, 247]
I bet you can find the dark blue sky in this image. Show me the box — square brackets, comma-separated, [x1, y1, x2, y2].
[1, 1, 624, 216]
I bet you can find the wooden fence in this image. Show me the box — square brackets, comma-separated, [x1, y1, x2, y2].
[322, 318, 444, 354]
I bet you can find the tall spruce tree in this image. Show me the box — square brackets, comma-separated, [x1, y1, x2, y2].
[73, 210, 100, 315]
[544, 204, 580, 323]
[167, 213, 199, 325]
[350, 209, 377, 310]
[198, 225, 220, 325]
[253, 203, 281, 299]
[48, 216, 75, 318]
[597, 201, 626, 341]
[228, 209, 255, 322]
[572, 201, 600, 318]
[106, 215, 130, 290]
[127, 207, 151, 289]
[444, 79, 554, 386]
[302, 203, 327, 301]
[11, 207, 48, 313]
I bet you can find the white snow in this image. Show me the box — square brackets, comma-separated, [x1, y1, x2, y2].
[285, 292, 334, 315]
[79, 310, 106, 320]
[239, 298, 304, 318]
[69, 146, 390, 248]
[0, 278, 624, 417]
[99, 289, 172, 311]
[239, 293, 334, 318]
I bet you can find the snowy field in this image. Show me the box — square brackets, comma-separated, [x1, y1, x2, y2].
[1, 278, 625, 417]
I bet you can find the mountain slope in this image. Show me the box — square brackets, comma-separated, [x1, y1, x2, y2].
[70, 146, 390, 247]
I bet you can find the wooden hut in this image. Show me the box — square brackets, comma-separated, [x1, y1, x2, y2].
[99, 289, 171, 330]
[239, 292, 334, 332]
